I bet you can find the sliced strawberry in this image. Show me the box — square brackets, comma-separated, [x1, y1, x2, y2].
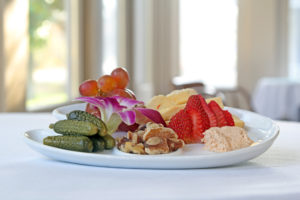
[168, 109, 193, 144]
[169, 95, 212, 144]
[185, 95, 211, 142]
[198, 95, 218, 127]
[208, 100, 227, 127]
[223, 110, 234, 126]
[187, 109, 210, 143]
[185, 95, 202, 112]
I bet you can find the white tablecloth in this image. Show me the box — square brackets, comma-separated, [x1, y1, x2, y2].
[1, 113, 300, 200]
[252, 77, 300, 121]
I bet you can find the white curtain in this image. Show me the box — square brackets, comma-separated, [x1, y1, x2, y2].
[0, 0, 29, 112]
[0, 0, 4, 111]
[237, 0, 289, 94]
[127, 0, 180, 102]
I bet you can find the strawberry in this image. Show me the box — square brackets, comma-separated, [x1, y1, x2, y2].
[168, 109, 194, 144]
[185, 95, 210, 142]
[169, 95, 219, 144]
[208, 100, 227, 127]
[198, 95, 218, 127]
[185, 95, 202, 112]
[223, 110, 234, 126]
[187, 109, 210, 143]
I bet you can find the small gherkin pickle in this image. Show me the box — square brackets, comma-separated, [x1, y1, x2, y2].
[90, 136, 105, 152]
[49, 120, 98, 136]
[43, 136, 94, 152]
[102, 134, 116, 150]
[67, 110, 107, 136]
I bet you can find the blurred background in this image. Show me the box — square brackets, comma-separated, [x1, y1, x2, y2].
[0, 0, 300, 121]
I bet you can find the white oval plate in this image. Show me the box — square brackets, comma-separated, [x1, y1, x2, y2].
[25, 106, 279, 169]
[52, 103, 86, 120]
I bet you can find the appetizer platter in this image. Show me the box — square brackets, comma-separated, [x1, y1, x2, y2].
[24, 67, 279, 169]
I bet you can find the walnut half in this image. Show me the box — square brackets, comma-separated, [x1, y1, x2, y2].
[119, 141, 145, 154]
[144, 137, 169, 155]
[117, 122, 185, 155]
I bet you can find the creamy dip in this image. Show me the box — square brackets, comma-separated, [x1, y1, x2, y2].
[201, 126, 253, 152]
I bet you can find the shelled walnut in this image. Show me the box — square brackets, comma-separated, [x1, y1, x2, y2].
[117, 122, 185, 155]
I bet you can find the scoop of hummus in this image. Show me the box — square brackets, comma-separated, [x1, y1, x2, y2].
[201, 126, 253, 152]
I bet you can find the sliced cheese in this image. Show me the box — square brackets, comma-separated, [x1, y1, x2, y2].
[146, 95, 169, 110]
[160, 104, 186, 121]
[166, 88, 197, 105]
[232, 115, 245, 128]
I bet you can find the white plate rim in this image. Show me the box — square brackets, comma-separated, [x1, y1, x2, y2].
[24, 107, 280, 169]
[24, 130, 278, 160]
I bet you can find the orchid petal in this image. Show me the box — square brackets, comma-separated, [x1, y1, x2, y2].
[118, 110, 136, 125]
[112, 96, 144, 108]
[76, 96, 166, 134]
[76, 96, 125, 121]
[135, 108, 166, 126]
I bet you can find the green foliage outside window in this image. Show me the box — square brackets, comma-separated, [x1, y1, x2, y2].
[29, 0, 64, 50]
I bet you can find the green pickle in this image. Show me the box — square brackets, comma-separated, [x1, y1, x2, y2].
[90, 136, 105, 152]
[102, 135, 116, 150]
[49, 120, 98, 136]
[43, 136, 94, 152]
[46, 111, 115, 153]
[67, 110, 108, 136]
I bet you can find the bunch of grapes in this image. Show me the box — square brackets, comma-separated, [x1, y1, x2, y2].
[79, 67, 136, 117]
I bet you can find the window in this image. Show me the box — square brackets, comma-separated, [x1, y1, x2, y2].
[289, 0, 300, 79]
[179, 0, 238, 88]
[26, 0, 123, 111]
[27, 0, 68, 110]
[102, 0, 118, 75]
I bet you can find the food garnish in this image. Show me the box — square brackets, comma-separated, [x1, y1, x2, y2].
[76, 96, 166, 135]
[78, 67, 136, 118]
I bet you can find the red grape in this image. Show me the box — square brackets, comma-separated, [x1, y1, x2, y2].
[125, 88, 136, 99]
[79, 80, 99, 96]
[97, 75, 118, 93]
[111, 67, 129, 89]
[108, 88, 133, 98]
[85, 103, 101, 118]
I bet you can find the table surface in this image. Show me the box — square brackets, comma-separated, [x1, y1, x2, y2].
[1, 113, 300, 200]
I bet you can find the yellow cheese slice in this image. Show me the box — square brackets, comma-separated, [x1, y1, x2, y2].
[160, 104, 186, 121]
[166, 88, 197, 105]
[232, 115, 245, 128]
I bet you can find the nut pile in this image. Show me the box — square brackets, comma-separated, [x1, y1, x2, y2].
[117, 122, 185, 155]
